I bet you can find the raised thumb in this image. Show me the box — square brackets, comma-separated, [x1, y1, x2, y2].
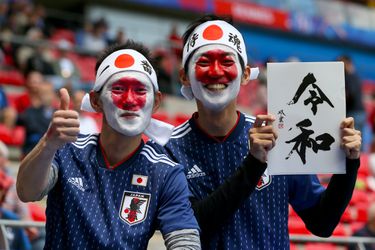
[59, 88, 70, 110]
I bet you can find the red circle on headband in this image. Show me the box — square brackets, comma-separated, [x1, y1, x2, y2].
[115, 54, 135, 68]
[203, 25, 223, 40]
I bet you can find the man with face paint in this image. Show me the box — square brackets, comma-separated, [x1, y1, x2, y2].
[161, 15, 362, 249]
[16, 41, 201, 249]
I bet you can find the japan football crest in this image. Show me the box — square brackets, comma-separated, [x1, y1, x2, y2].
[256, 169, 272, 190]
[119, 191, 151, 225]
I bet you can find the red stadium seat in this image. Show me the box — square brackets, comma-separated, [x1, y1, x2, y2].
[289, 242, 298, 250]
[173, 113, 190, 126]
[350, 190, 369, 206]
[340, 207, 354, 223]
[356, 204, 369, 222]
[351, 221, 366, 233]
[73, 56, 96, 83]
[288, 217, 311, 235]
[358, 154, 370, 177]
[289, 206, 298, 218]
[332, 223, 350, 236]
[152, 112, 170, 123]
[50, 28, 76, 44]
[0, 69, 25, 86]
[0, 125, 25, 146]
[28, 203, 46, 222]
[304, 243, 337, 250]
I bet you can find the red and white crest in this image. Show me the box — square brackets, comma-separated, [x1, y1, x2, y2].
[119, 191, 151, 225]
[256, 169, 272, 190]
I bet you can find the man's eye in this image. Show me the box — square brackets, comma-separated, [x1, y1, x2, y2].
[222, 59, 235, 66]
[136, 88, 147, 93]
[196, 60, 210, 66]
[112, 86, 124, 92]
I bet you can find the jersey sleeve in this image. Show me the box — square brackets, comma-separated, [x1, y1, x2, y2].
[288, 174, 325, 212]
[157, 164, 200, 235]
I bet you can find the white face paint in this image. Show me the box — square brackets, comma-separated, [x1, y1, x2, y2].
[188, 44, 243, 112]
[100, 71, 154, 136]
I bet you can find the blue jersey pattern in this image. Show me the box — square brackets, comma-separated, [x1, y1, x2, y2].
[165, 112, 325, 250]
[45, 134, 198, 250]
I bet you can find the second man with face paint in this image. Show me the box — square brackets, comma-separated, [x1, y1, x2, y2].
[16, 41, 201, 249]
[159, 15, 362, 249]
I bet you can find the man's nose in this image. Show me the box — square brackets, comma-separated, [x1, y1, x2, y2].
[122, 90, 136, 106]
[208, 61, 224, 77]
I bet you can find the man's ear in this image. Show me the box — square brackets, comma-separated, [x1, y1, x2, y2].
[152, 91, 162, 114]
[89, 91, 103, 113]
[241, 65, 251, 86]
[179, 68, 190, 87]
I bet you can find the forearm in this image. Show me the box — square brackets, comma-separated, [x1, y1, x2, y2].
[163, 229, 200, 250]
[16, 135, 57, 202]
[298, 158, 360, 237]
[191, 154, 267, 234]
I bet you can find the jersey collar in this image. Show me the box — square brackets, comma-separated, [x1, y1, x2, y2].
[97, 139, 144, 171]
[189, 111, 245, 143]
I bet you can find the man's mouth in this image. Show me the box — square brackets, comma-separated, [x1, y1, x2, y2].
[204, 84, 227, 91]
[121, 112, 139, 119]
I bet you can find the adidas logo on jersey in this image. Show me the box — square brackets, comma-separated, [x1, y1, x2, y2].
[186, 165, 206, 179]
[68, 177, 85, 192]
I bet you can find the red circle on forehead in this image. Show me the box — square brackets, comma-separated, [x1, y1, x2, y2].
[202, 25, 223, 40]
[114, 54, 135, 68]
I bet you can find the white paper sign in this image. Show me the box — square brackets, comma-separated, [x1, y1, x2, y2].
[267, 62, 346, 175]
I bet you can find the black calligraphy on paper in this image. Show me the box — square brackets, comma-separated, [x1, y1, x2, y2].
[285, 118, 335, 164]
[278, 109, 286, 129]
[288, 73, 334, 115]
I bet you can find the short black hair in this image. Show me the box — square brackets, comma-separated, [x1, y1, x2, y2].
[182, 14, 245, 73]
[95, 40, 155, 75]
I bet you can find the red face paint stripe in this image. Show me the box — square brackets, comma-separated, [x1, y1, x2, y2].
[195, 50, 238, 85]
[110, 78, 147, 111]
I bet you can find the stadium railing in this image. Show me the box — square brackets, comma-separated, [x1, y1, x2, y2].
[0, 220, 375, 250]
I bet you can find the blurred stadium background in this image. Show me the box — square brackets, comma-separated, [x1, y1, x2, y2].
[1, 0, 375, 249]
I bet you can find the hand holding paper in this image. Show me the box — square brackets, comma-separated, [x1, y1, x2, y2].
[248, 114, 278, 163]
[340, 117, 361, 160]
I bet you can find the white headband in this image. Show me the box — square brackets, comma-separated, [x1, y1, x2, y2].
[182, 20, 247, 67]
[81, 49, 174, 146]
[181, 21, 259, 100]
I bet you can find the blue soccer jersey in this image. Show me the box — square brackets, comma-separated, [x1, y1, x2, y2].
[165, 112, 325, 250]
[45, 134, 198, 250]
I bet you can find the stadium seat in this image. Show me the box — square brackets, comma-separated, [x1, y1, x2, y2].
[356, 204, 369, 222]
[351, 221, 366, 234]
[358, 154, 370, 177]
[173, 113, 190, 126]
[0, 125, 25, 146]
[350, 190, 369, 206]
[304, 243, 337, 250]
[332, 223, 350, 236]
[340, 207, 354, 223]
[152, 112, 170, 123]
[49, 28, 76, 44]
[0, 69, 25, 86]
[288, 217, 311, 235]
[28, 203, 46, 222]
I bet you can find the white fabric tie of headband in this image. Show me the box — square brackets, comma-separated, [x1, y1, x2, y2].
[180, 67, 260, 100]
[81, 49, 174, 146]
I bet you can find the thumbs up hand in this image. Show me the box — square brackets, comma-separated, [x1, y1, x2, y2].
[44, 88, 80, 151]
